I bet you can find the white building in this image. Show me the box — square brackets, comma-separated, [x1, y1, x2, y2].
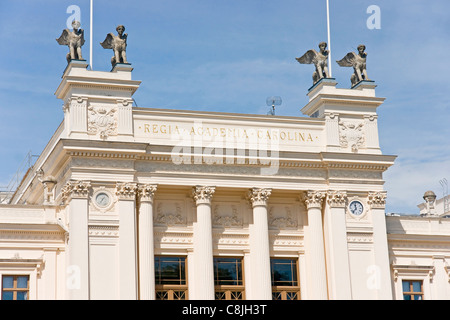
[1, 59, 449, 301]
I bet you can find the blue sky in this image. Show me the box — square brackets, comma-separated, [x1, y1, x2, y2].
[0, 0, 449, 214]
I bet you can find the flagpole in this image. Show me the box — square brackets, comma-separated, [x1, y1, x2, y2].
[326, 0, 332, 77]
[90, 0, 94, 70]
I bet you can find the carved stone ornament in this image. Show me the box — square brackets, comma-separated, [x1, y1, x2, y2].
[213, 205, 242, 227]
[192, 186, 216, 205]
[336, 44, 370, 87]
[155, 202, 184, 226]
[247, 188, 272, 207]
[304, 190, 326, 209]
[100, 25, 129, 67]
[339, 121, 365, 152]
[327, 190, 347, 208]
[296, 42, 330, 85]
[115, 182, 138, 200]
[367, 191, 387, 209]
[269, 206, 298, 228]
[137, 184, 157, 203]
[61, 180, 91, 201]
[56, 20, 85, 63]
[87, 105, 118, 139]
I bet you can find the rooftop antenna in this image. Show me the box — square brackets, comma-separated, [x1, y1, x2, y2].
[266, 96, 282, 116]
[440, 178, 449, 214]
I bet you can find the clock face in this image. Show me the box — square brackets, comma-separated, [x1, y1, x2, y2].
[349, 200, 364, 216]
[95, 192, 110, 208]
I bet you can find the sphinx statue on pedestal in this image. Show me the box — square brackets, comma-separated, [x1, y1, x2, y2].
[337, 44, 370, 86]
[56, 20, 85, 63]
[100, 25, 129, 67]
[296, 42, 330, 85]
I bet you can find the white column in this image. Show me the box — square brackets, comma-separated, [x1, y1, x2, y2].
[192, 186, 216, 300]
[304, 190, 328, 300]
[324, 191, 352, 299]
[368, 191, 393, 299]
[116, 182, 139, 300]
[63, 180, 91, 300]
[247, 188, 272, 300]
[137, 184, 157, 300]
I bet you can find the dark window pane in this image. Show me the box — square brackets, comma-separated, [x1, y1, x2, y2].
[155, 257, 186, 285]
[412, 281, 422, 293]
[271, 259, 298, 286]
[2, 276, 14, 289]
[2, 291, 14, 300]
[214, 258, 243, 286]
[403, 294, 411, 300]
[16, 291, 28, 300]
[402, 281, 410, 292]
[17, 276, 28, 289]
[414, 295, 423, 300]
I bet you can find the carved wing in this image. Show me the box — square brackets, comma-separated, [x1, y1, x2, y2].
[79, 29, 85, 46]
[56, 29, 70, 45]
[336, 52, 357, 67]
[296, 49, 318, 65]
[100, 33, 115, 49]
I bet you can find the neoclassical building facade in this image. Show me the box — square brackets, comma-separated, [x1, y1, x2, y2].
[1, 60, 449, 300]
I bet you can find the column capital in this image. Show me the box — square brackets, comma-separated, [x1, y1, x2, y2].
[304, 190, 326, 210]
[137, 184, 157, 203]
[61, 180, 91, 201]
[192, 186, 216, 205]
[116, 182, 138, 200]
[367, 191, 387, 209]
[247, 188, 272, 208]
[326, 190, 347, 208]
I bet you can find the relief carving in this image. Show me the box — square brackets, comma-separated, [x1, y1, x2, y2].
[269, 206, 298, 229]
[213, 204, 242, 227]
[87, 105, 118, 139]
[155, 202, 185, 226]
[339, 121, 365, 152]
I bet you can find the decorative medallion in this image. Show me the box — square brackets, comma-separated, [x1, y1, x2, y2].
[339, 121, 365, 152]
[87, 105, 118, 139]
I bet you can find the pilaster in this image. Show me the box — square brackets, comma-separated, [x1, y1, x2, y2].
[368, 191, 393, 299]
[61, 180, 91, 300]
[116, 182, 138, 300]
[324, 190, 352, 299]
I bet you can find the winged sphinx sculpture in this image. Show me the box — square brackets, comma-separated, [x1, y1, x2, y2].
[56, 20, 85, 63]
[296, 42, 330, 85]
[101, 25, 128, 66]
[336, 45, 370, 86]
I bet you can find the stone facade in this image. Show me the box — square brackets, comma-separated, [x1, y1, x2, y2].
[0, 62, 448, 300]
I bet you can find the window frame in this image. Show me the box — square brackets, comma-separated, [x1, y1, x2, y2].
[270, 257, 301, 300]
[402, 280, 424, 300]
[154, 255, 188, 300]
[1, 275, 30, 301]
[213, 256, 245, 300]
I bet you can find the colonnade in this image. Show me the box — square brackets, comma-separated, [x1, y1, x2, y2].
[62, 180, 391, 300]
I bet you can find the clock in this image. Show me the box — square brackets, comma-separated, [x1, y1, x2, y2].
[349, 200, 364, 216]
[95, 192, 111, 208]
